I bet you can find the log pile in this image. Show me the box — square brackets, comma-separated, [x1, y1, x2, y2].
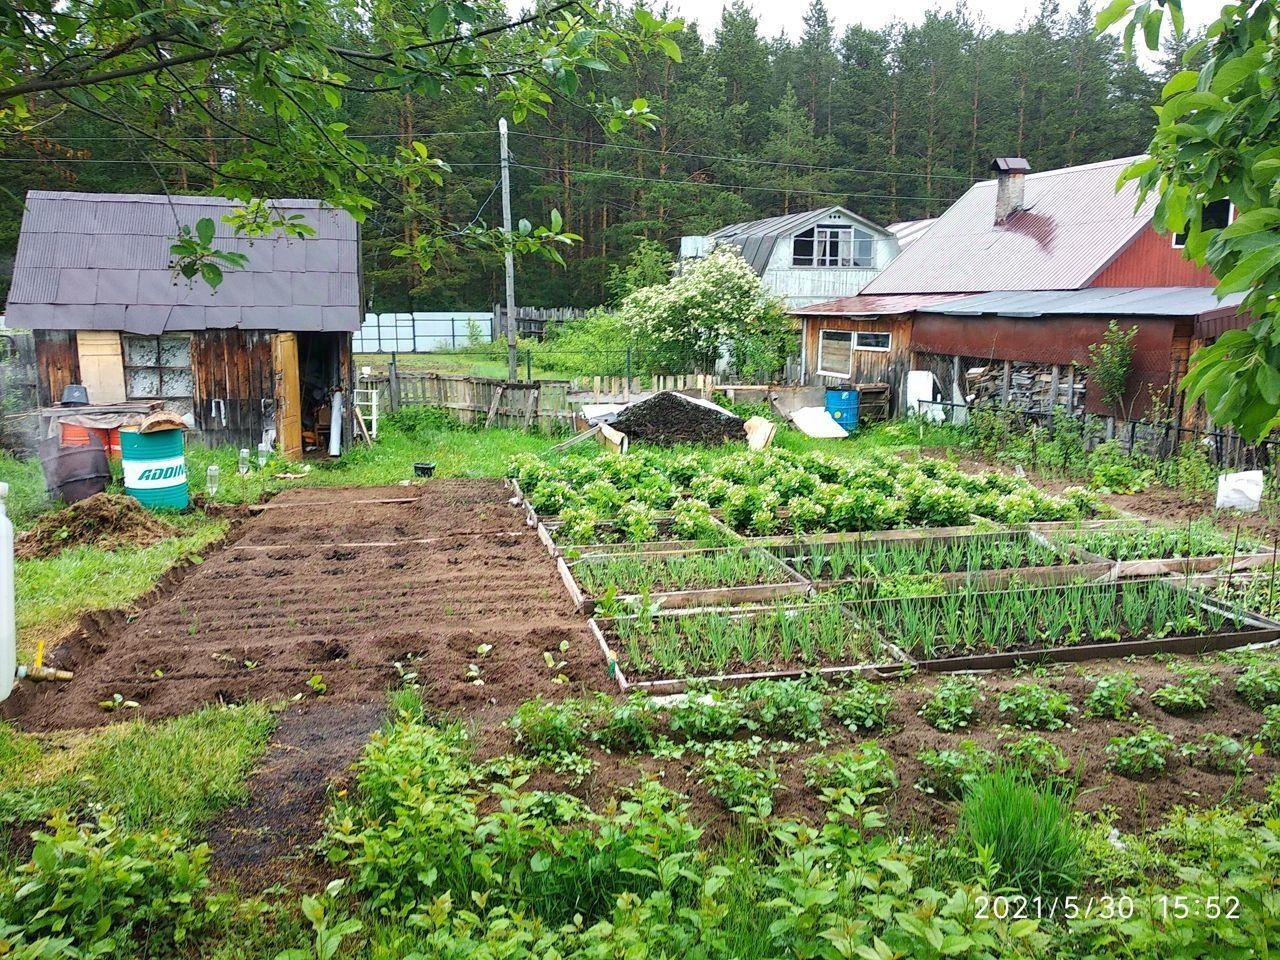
[965, 362, 1084, 414]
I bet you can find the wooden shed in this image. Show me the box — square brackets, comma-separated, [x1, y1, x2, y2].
[5, 191, 361, 457]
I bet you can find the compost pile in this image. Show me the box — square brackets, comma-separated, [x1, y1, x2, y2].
[16, 493, 178, 560]
[612, 391, 745, 446]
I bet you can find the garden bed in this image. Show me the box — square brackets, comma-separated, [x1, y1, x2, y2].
[1048, 519, 1273, 578]
[591, 599, 911, 693]
[537, 512, 740, 557]
[559, 545, 810, 614]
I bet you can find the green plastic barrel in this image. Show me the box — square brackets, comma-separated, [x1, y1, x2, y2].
[119, 427, 189, 510]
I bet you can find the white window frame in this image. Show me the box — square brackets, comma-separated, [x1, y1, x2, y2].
[793, 223, 875, 268]
[853, 331, 891, 353]
[1172, 199, 1234, 249]
[816, 329, 854, 378]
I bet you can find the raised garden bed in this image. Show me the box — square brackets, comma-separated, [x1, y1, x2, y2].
[591, 599, 910, 693]
[559, 545, 810, 614]
[849, 578, 1280, 671]
[538, 512, 741, 557]
[768, 528, 1112, 597]
[1048, 520, 1273, 578]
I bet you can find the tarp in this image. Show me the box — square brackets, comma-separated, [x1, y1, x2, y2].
[790, 406, 848, 439]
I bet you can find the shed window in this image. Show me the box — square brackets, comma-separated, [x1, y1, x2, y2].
[816, 329, 853, 377]
[793, 224, 874, 268]
[1172, 198, 1232, 248]
[123, 334, 193, 401]
[854, 331, 891, 352]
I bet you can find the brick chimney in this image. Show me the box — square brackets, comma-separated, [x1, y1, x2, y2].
[991, 157, 1031, 224]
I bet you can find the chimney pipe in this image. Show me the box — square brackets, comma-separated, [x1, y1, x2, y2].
[991, 157, 1031, 224]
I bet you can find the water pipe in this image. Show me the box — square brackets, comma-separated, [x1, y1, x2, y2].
[0, 483, 15, 702]
[329, 389, 344, 458]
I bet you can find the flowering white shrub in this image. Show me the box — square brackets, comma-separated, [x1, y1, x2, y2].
[618, 247, 793, 378]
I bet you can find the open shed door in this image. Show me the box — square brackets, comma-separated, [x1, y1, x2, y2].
[272, 333, 302, 460]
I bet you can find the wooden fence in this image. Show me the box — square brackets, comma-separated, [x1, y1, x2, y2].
[361, 371, 729, 432]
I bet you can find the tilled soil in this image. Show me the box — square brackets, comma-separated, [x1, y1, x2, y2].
[10, 480, 591, 732]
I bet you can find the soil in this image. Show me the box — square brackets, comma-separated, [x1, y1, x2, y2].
[15, 493, 178, 560]
[612, 391, 745, 446]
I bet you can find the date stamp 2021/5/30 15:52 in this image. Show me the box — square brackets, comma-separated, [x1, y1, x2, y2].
[974, 894, 1243, 922]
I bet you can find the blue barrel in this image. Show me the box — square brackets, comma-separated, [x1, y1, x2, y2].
[825, 388, 859, 432]
[119, 427, 189, 510]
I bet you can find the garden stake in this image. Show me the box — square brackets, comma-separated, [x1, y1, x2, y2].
[1226, 523, 1241, 590]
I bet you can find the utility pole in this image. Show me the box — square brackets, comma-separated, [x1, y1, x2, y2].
[499, 117, 518, 382]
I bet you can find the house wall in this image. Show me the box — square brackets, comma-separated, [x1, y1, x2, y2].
[191, 330, 277, 448]
[909, 312, 1191, 419]
[801, 314, 913, 412]
[763, 210, 900, 308]
[1090, 227, 1218, 287]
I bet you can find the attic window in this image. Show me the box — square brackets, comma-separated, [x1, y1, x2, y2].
[793, 224, 874, 268]
[1172, 198, 1232, 248]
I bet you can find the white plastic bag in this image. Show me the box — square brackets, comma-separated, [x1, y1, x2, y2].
[1216, 469, 1264, 512]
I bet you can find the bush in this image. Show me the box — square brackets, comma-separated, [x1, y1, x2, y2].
[1084, 672, 1144, 720]
[959, 768, 1082, 900]
[1236, 663, 1280, 709]
[916, 741, 993, 799]
[1105, 727, 1176, 778]
[920, 677, 983, 732]
[829, 679, 894, 732]
[1, 814, 213, 957]
[997, 683, 1075, 731]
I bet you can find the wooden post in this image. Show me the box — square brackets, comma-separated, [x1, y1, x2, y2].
[485, 385, 505, 428]
[523, 386, 539, 431]
[1066, 365, 1076, 415]
[1049, 364, 1060, 413]
[388, 353, 401, 412]
[1001, 360, 1012, 406]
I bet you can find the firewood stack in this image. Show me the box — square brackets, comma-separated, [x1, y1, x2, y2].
[964, 362, 1085, 414]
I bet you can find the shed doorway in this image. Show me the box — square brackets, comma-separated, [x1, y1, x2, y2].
[273, 332, 348, 460]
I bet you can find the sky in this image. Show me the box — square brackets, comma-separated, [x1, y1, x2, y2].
[638, 0, 1219, 40]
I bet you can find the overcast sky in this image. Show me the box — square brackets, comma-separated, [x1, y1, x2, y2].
[634, 0, 1219, 42]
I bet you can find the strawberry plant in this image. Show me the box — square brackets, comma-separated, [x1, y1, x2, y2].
[803, 744, 897, 806]
[667, 689, 744, 740]
[698, 739, 781, 818]
[1151, 667, 1220, 715]
[828, 678, 894, 732]
[998, 683, 1075, 731]
[741, 679, 825, 740]
[1180, 733, 1252, 774]
[915, 741, 993, 799]
[1236, 663, 1280, 709]
[1259, 705, 1280, 752]
[920, 677, 982, 731]
[509, 697, 590, 756]
[1005, 733, 1071, 779]
[1084, 672, 1144, 720]
[1105, 727, 1176, 778]
[591, 693, 660, 753]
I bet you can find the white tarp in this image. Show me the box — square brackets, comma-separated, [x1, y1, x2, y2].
[1216, 470, 1264, 512]
[790, 406, 848, 439]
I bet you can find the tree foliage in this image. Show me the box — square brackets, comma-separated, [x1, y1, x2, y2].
[1102, 0, 1280, 440]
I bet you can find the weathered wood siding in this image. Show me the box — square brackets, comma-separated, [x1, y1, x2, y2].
[32, 330, 80, 407]
[1091, 227, 1218, 287]
[802, 315, 913, 413]
[191, 330, 276, 447]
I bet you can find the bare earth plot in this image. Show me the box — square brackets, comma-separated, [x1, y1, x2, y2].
[12, 480, 590, 732]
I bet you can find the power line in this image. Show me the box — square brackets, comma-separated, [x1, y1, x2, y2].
[512, 162, 957, 203]
[0, 130, 498, 143]
[510, 129, 980, 182]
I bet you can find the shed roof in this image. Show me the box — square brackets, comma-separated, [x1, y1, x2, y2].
[791, 293, 967, 317]
[931, 287, 1245, 320]
[862, 157, 1155, 295]
[5, 191, 361, 334]
[707, 205, 890, 273]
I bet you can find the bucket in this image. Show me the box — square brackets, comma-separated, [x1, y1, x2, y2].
[825, 388, 860, 432]
[119, 427, 189, 510]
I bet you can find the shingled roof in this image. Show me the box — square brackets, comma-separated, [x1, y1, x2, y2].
[5, 191, 361, 334]
[707, 205, 891, 273]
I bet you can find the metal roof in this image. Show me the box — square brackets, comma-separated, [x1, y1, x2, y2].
[930, 287, 1246, 320]
[707, 205, 890, 273]
[5, 191, 361, 334]
[886, 218, 936, 250]
[862, 157, 1155, 295]
[791, 293, 967, 317]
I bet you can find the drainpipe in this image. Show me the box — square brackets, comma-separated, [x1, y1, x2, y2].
[0, 484, 14, 702]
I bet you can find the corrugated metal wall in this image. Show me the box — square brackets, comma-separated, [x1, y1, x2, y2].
[1090, 227, 1218, 288]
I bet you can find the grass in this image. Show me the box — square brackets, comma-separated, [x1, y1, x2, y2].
[16, 513, 226, 661]
[0, 703, 275, 838]
[0, 451, 51, 529]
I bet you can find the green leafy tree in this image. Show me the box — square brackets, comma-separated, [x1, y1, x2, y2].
[1087, 320, 1139, 416]
[605, 239, 674, 304]
[1100, 0, 1280, 440]
[0, 0, 682, 285]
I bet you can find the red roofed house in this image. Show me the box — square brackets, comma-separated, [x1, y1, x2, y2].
[794, 156, 1246, 422]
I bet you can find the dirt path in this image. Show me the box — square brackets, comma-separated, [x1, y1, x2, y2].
[10, 480, 593, 732]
